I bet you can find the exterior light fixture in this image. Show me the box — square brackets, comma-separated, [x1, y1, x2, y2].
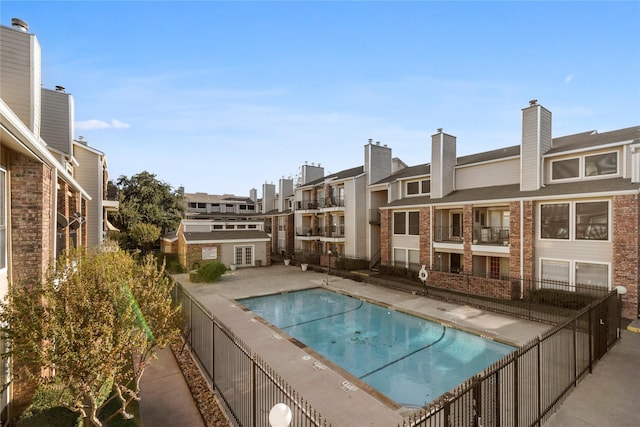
[269, 403, 292, 427]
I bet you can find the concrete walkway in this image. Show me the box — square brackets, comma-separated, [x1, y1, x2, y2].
[139, 346, 206, 427]
[544, 322, 640, 427]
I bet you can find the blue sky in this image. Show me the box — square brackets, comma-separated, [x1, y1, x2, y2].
[2, 1, 639, 196]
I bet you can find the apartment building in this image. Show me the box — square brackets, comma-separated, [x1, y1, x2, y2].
[1, 17, 112, 419]
[375, 100, 639, 319]
[183, 191, 257, 219]
[259, 179, 296, 257]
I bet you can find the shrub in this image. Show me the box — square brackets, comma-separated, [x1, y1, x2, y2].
[525, 288, 597, 310]
[158, 253, 185, 274]
[335, 257, 370, 271]
[190, 261, 227, 283]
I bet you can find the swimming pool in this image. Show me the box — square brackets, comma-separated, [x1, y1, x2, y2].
[238, 288, 515, 407]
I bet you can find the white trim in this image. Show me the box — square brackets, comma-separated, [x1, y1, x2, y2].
[542, 140, 633, 158]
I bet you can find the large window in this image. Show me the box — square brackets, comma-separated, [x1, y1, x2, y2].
[406, 179, 430, 196]
[585, 152, 617, 176]
[552, 158, 579, 180]
[394, 211, 420, 235]
[575, 201, 608, 240]
[576, 262, 609, 288]
[551, 152, 618, 181]
[541, 259, 570, 289]
[393, 212, 405, 235]
[541, 201, 609, 241]
[541, 204, 569, 239]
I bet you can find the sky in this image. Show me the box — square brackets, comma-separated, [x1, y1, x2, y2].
[2, 1, 639, 196]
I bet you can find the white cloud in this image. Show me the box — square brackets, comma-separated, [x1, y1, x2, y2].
[565, 74, 574, 83]
[75, 119, 131, 130]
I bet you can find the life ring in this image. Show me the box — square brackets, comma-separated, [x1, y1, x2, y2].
[418, 265, 429, 283]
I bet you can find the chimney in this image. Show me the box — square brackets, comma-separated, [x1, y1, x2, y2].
[520, 100, 552, 191]
[249, 188, 257, 203]
[278, 178, 294, 212]
[364, 139, 392, 185]
[261, 183, 276, 214]
[431, 128, 456, 199]
[11, 18, 29, 32]
[300, 163, 324, 185]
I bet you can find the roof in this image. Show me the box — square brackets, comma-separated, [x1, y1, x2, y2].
[457, 145, 520, 166]
[373, 163, 430, 185]
[382, 178, 640, 208]
[303, 166, 365, 187]
[183, 230, 270, 243]
[546, 126, 640, 155]
[184, 192, 254, 204]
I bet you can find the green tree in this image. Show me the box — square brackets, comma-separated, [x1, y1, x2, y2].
[129, 222, 161, 254]
[110, 171, 184, 249]
[0, 248, 181, 427]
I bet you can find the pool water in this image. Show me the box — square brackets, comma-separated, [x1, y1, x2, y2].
[238, 288, 515, 407]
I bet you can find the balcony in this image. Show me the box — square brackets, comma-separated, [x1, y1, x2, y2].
[472, 226, 510, 245]
[433, 226, 464, 243]
[296, 199, 318, 210]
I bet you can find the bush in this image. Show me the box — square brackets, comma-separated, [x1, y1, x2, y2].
[525, 288, 597, 310]
[158, 253, 185, 274]
[190, 261, 227, 283]
[335, 257, 370, 271]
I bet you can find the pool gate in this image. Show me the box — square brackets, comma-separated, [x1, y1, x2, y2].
[173, 282, 621, 427]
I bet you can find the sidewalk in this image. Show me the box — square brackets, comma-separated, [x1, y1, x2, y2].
[544, 321, 640, 427]
[138, 346, 206, 427]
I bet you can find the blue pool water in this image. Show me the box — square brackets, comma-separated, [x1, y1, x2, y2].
[238, 288, 515, 407]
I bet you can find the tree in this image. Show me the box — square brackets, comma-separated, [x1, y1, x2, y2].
[129, 222, 161, 254]
[0, 248, 181, 426]
[110, 171, 184, 249]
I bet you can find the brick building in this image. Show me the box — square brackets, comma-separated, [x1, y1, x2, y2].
[0, 18, 112, 420]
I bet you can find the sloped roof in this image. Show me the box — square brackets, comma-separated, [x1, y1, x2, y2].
[303, 166, 365, 186]
[546, 126, 640, 155]
[387, 178, 640, 207]
[373, 164, 430, 185]
[184, 193, 254, 204]
[183, 230, 270, 243]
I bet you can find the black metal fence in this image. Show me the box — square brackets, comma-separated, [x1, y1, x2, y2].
[399, 290, 621, 427]
[172, 274, 620, 427]
[174, 283, 330, 427]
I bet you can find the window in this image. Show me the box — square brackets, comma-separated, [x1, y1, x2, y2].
[541, 203, 569, 239]
[393, 212, 406, 235]
[575, 201, 608, 240]
[408, 212, 420, 235]
[541, 259, 570, 289]
[394, 211, 419, 235]
[552, 158, 580, 180]
[585, 152, 617, 176]
[0, 169, 5, 270]
[240, 205, 247, 210]
[189, 202, 197, 208]
[575, 262, 608, 288]
[407, 181, 419, 195]
[407, 180, 430, 195]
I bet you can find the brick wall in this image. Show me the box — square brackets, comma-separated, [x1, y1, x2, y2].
[521, 200, 535, 294]
[428, 270, 517, 300]
[419, 207, 430, 265]
[10, 152, 53, 284]
[509, 201, 522, 277]
[612, 194, 639, 319]
[380, 209, 392, 266]
[463, 204, 473, 273]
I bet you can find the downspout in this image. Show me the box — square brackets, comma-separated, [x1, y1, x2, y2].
[520, 199, 524, 297]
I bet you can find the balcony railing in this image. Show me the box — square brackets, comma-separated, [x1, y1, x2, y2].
[433, 226, 464, 243]
[472, 226, 510, 245]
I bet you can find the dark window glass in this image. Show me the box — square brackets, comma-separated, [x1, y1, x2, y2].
[408, 211, 420, 235]
[585, 153, 617, 176]
[541, 204, 570, 239]
[393, 212, 406, 235]
[576, 201, 608, 240]
[552, 158, 580, 180]
[407, 182, 419, 195]
[421, 180, 430, 194]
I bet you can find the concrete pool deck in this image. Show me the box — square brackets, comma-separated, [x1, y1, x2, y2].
[174, 265, 552, 426]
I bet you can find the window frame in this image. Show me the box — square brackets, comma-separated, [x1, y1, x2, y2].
[405, 179, 430, 196]
[539, 200, 610, 242]
[550, 150, 619, 182]
[539, 258, 611, 291]
[393, 210, 420, 236]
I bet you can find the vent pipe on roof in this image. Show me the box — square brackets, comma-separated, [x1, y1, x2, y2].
[55, 85, 66, 92]
[11, 18, 29, 32]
